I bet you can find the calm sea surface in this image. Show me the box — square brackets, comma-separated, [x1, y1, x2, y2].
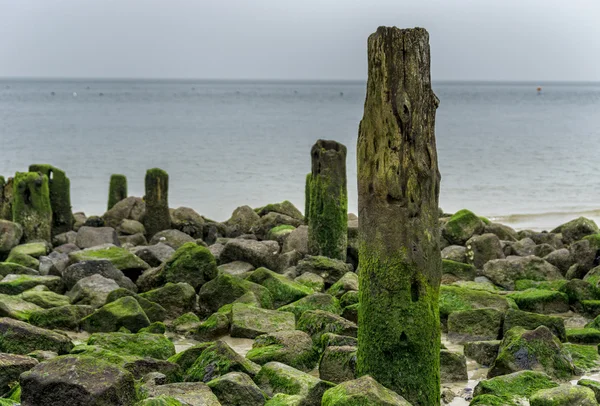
[1, 79, 599, 230]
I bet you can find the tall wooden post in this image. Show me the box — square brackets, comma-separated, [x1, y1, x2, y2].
[143, 168, 170, 239]
[29, 164, 73, 236]
[307, 140, 348, 261]
[108, 174, 128, 211]
[356, 27, 442, 406]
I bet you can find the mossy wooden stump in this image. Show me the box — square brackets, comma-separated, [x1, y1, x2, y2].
[12, 172, 53, 243]
[307, 140, 348, 261]
[29, 164, 73, 236]
[143, 168, 170, 239]
[0, 176, 12, 220]
[356, 27, 442, 406]
[107, 174, 128, 211]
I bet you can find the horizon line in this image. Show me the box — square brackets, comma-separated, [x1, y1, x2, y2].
[0, 76, 599, 85]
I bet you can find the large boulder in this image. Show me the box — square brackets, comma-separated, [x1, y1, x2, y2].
[20, 355, 137, 406]
[529, 384, 598, 406]
[503, 308, 566, 342]
[0, 220, 23, 254]
[0, 293, 43, 320]
[170, 207, 205, 239]
[19, 288, 70, 308]
[69, 245, 150, 281]
[246, 330, 317, 371]
[466, 233, 505, 269]
[544, 248, 575, 275]
[0, 353, 38, 394]
[146, 382, 221, 406]
[161, 242, 217, 290]
[0, 317, 73, 354]
[489, 326, 575, 379]
[278, 293, 341, 321]
[87, 332, 175, 360]
[225, 205, 261, 237]
[105, 289, 167, 323]
[482, 256, 564, 290]
[103, 196, 146, 229]
[184, 340, 260, 382]
[297, 309, 357, 344]
[197, 273, 273, 315]
[296, 256, 353, 286]
[507, 289, 570, 314]
[447, 308, 503, 343]
[149, 229, 195, 250]
[132, 243, 175, 268]
[247, 267, 313, 308]
[220, 239, 280, 270]
[319, 345, 357, 384]
[80, 296, 151, 333]
[230, 303, 295, 339]
[66, 274, 121, 308]
[439, 285, 511, 320]
[472, 371, 559, 405]
[250, 212, 302, 240]
[0, 274, 63, 295]
[440, 349, 468, 383]
[463, 340, 501, 366]
[321, 375, 410, 405]
[62, 260, 136, 291]
[28, 304, 94, 330]
[139, 282, 196, 319]
[76, 226, 120, 249]
[552, 217, 599, 244]
[442, 209, 485, 245]
[207, 372, 267, 406]
[283, 225, 309, 255]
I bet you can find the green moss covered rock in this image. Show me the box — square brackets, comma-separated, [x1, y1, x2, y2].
[483, 256, 564, 291]
[0, 293, 43, 320]
[246, 330, 317, 371]
[184, 340, 260, 382]
[442, 259, 476, 281]
[326, 272, 358, 298]
[489, 326, 575, 379]
[529, 384, 598, 406]
[198, 273, 273, 316]
[278, 293, 341, 321]
[442, 209, 485, 245]
[0, 317, 73, 354]
[472, 371, 559, 405]
[508, 289, 570, 314]
[19, 289, 70, 308]
[464, 340, 501, 366]
[439, 285, 511, 320]
[230, 303, 295, 339]
[0, 274, 63, 295]
[566, 328, 600, 344]
[563, 343, 600, 372]
[321, 375, 411, 405]
[294, 272, 325, 292]
[28, 304, 94, 330]
[297, 309, 357, 344]
[162, 242, 217, 290]
[296, 256, 353, 287]
[447, 308, 503, 343]
[207, 371, 267, 406]
[80, 296, 151, 333]
[247, 267, 313, 308]
[503, 308, 566, 342]
[194, 312, 230, 342]
[139, 282, 196, 319]
[105, 288, 167, 323]
[69, 245, 150, 274]
[87, 332, 175, 360]
[0, 353, 38, 394]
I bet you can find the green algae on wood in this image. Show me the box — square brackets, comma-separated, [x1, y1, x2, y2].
[143, 168, 170, 239]
[356, 26, 442, 406]
[108, 174, 128, 211]
[29, 164, 73, 236]
[12, 172, 52, 243]
[307, 140, 348, 261]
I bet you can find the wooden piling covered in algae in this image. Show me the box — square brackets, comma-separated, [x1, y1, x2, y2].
[356, 27, 442, 406]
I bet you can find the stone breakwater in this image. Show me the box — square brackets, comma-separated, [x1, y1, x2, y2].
[1, 163, 600, 405]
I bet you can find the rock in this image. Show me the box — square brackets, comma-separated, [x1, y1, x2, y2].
[133, 243, 175, 268]
[67, 274, 121, 308]
[321, 375, 410, 405]
[246, 330, 317, 371]
[327, 272, 359, 298]
[278, 293, 341, 322]
[319, 346, 356, 383]
[297, 309, 357, 344]
[294, 272, 325, 292]
[482, 256, 564, 290]
[106, 289, 167, 323]
[579, 379, 600, 404]
[439, 285, 511, 320]
[296, 256, 353, 286]
[441, 245, 468, 263]
[442, 209, 485, 245]
[149, 229, 195, 250]
[170, 207, 205, 239]
[447, 308, 503, 343]
[0, 220, 23, 254]
[198, 273, 273, 316]
[69, 244, 150, 279]
[503, 308, 566, 342]
[440, 350, 468, 382]
[76, 226, 120, 249]
[484, 222, 518, 242]
[117, 219, 146, 236]
[218, 261, 255, 277]
[39, 251, 70, 276]
[529, 384, 598, 406]
[20, 355, 137, 406]
[87, 332, 175, 360]
[230, 303, 295, 339]
[225, 205, 260, 237]
[560, 279, 598, 306]
[509, 237, 536, 256]
[148, 382, 221, 406]
[570, 239, 598, 275]
[140, 282, 196, 319]
[535, 244, 555, 258]
[255, 361, 334, 406]
[247, 267, 313, 308]
[507, 289, 570, 314]
[84, 216, 105, 227]
[103, 196, 146, 229]
[63, 260, 136, 291]
[283, 225, 309, 255]
[161, 242, 217, 290]
[0, 262, 38, 277]
[258, 201, 304, 222]
[0, 317, 73, 354]
[472, 371, 558, 405]
[464, 340, 501, 366]
[81, 296, 151, 333]
[72, 212, 86, 231]
[0, 353, 38, 394]
[566, 328, 600, 344]
[251, 212, 302, 241]
[220, 239, 280, 271]
[10, 242, 48, 258]
[552, 217, 599, 244]
[441, 259, 476, 281]
[545, 248, 575, 275]
[28, 305, 94, 330]
[19, 289, 70, 308]
[185, 340, 260, 382]
[207, 372, 267, 406]
[489, 326, 575, 379]
[466, 233, 505, 269]
[0, 274, 62, 295]
[5, 250, 39, 269]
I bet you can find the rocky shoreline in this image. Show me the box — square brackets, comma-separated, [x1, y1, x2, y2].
[1, 165, 600, 406]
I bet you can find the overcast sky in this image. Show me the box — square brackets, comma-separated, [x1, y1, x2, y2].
[1, 0, 599, 81]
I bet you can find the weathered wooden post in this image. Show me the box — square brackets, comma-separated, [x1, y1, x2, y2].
[12, 172, 53, 243]
[0, 177, 13, 221]
[143, 168, 170, 239]
[107, 174, 128, 210]
[29, 164, 73, 236]
[356, 27, 442, 406]
[307, 139, 348, 261]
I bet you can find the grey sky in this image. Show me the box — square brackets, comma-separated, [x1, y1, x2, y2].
[1, 0, 599, 81]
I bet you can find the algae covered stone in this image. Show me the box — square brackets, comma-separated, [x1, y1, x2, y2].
[508, 289, 569, 314]
[529, 384, 598, 406]
[0, 353, 38, 394]
[442, 209, 485, 245]
[162, 242, 217, 290]
[321, 375, 411, 406]
[28, 304, 94, 330]
[247, 267, 313, 308]
[80, 296, 151, 333]
[472, 370, 559, 405]
[198, 273, 273, 315]
[230, 303, 295, 339]
[295, 256, 352, 286]
[297, 309, 357, 344]
[184, 340, 260, 382]
[503, 308, 566, 342]
[87, 332, 175, 360]
[20, 355, 137, 406]
[246, 330, 317, 371]
[278, 293, 341, 321]
[319, 345, 357, 384]
[0, 317, 73, 355]
[447, 308, 503, 343]
[140, 282, 196, 319]
[207, 371, 267, 406]
[0, 293, 42, 320]
[439, 285, 511, 320]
